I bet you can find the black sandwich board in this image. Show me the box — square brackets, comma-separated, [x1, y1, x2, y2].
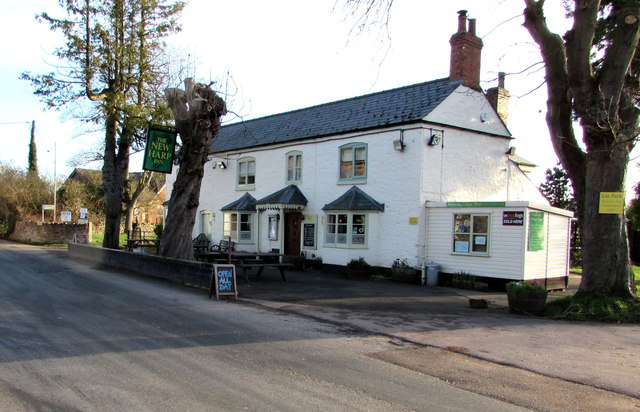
[209, 264, 238, 300]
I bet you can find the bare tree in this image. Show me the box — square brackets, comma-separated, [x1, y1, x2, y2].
[159, 79, 227, 259]
[523, 0, 639, 298]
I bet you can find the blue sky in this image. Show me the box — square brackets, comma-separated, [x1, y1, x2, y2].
[2, 0, 638, 200]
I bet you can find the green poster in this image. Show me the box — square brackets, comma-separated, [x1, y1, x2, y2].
[143, 127, 177, 173]
[528, 211, 545, 251]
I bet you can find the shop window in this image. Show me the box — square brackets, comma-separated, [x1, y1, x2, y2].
[452, 214, 489, 254]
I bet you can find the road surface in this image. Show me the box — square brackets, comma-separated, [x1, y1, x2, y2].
[0, 241, 524, 411]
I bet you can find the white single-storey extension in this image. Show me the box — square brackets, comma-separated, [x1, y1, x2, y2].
[165, 11, 573, 288]
[425, 201, 573, 289]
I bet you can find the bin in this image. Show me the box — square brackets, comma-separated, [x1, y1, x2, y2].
[425, 262, 440, 286]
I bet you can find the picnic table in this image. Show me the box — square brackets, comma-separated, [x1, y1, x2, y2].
[124, 238, 159, 253]
[223, 252, 294, 282]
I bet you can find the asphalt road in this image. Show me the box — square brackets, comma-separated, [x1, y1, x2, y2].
[0, 241, 525, 411]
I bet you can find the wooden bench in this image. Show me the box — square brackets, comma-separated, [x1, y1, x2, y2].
[210, 239, 236, 253]
[192, 234, 210, 255]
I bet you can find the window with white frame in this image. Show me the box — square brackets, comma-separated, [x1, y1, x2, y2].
[237, 157, 256, 189]
[452, 213, 489, 254]
[286, 151, 302, 184]
[324, 212, 367, 248]
[339, 143, 367, 182]
[223, 212, 254, 242]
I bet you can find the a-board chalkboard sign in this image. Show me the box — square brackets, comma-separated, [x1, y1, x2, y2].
[209, 264, 238, 300]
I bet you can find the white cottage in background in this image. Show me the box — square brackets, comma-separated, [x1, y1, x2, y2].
[166, 11, 573, 288]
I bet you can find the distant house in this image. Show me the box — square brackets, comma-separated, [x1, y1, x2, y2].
[167, 11, 573, 288]
[62, 168, 166, 232]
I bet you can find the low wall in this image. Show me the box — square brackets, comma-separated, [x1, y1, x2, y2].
[10, 221, 92, 244]
[68, 243, 213, 288]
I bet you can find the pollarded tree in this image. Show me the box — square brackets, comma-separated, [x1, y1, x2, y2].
[523, 0, 639, 298]
[159, 79, 227, 260]
[21, 0, 184, 249]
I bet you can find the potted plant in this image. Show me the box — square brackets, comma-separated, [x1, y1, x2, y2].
[347, 256, 371, 280]
[391, 258, 417, 283]
[505, 280, 548, 316]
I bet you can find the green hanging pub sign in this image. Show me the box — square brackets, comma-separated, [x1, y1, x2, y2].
[143, 127, 177, 173]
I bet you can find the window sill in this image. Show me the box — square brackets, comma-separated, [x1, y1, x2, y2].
[450, 252, 490, 257]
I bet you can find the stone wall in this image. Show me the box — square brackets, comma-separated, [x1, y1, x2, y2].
[68, 243, 212, 288]
[9, 221, 92, 244]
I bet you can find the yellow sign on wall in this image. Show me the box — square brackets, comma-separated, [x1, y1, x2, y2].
[408, 217, 419, 225]
[599, 192, 625, 214]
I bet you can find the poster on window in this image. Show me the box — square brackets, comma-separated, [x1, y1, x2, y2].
[454, 241, 470, 253]
[268, 215, 278, 240]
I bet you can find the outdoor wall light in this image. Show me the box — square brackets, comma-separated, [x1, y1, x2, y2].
[211, 161, 216, 169]
[217, 161, 227, 169]
[428, 133, 441, 146]
[393, 139, 405, 151]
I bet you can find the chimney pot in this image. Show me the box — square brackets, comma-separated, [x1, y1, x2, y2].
[468, 19, 476, 35]
[457, 10, 468, 32]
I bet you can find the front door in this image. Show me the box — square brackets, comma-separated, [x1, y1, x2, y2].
[284, 211, 302, 256]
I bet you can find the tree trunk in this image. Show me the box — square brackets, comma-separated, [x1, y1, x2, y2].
[102, 103, 131, 250]
[159, 79, 226, 260]
[523, 0, 638, 299]
[580, 146, 632, 297]
[124, 170, 153, 233]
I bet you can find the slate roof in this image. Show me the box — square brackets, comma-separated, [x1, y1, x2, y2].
[322, 186, 385, 212]
[221, 192, 257, 211]
[256, 185, 308, 207]
[212, 78, 461, 153]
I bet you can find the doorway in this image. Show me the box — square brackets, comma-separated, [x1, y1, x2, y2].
[284, 211, 302, 256]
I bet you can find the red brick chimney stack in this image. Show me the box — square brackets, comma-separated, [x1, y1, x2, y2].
[486, 72, 511, 125]
[449, 10, 483, 90]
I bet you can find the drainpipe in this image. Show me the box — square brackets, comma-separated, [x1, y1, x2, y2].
[421, 201, 430, 285]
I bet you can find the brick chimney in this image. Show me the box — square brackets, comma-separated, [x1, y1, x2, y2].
[486, 72, 510, 125]
[449, 10, 483, 90]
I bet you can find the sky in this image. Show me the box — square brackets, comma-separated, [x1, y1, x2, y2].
[2, 0, 639, 201]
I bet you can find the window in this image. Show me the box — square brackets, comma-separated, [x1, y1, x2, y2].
[452, 214, 489, 254]
[237, 157, 256, 189]
[286, 151, 302, 184]
[223, 212, 254, 243]
[325, 212, 367, 248]
[339, 143, 367, 182]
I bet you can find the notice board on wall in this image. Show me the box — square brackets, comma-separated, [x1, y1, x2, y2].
[209, 264, 237, 300]
[528, 212, 545, 251]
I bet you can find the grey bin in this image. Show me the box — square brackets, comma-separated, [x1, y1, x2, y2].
[425, 262, 440, 286]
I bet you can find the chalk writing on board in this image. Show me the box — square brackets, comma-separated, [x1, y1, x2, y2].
[210, 264, 237, 300]
[303, 223, 315, 248]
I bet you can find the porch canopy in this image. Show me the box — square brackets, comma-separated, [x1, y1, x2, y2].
[322, 186, 385, 212]
[221, 192, 257, 211]
[256, 185, 308, 211]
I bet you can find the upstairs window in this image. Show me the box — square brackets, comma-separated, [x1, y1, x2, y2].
[237, 157, 256, 190]
[286, 151, 302, 184]
[339, 143, 367, 183]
